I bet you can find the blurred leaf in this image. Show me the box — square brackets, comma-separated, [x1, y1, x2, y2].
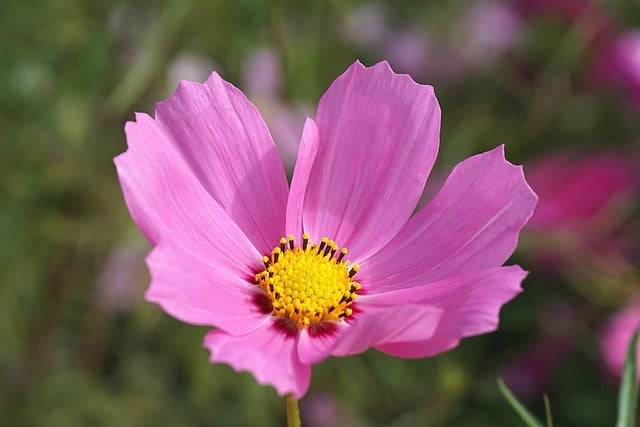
[497, 378, 544, 427]
[616, 328, 640, 427]
[543, 394, 553, 427]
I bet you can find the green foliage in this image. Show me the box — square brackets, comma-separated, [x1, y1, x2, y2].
[617, 328, 640, 427]
[498, 378, 545, 427]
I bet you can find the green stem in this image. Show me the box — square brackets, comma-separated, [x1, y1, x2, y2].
[285, 394, 301, 427]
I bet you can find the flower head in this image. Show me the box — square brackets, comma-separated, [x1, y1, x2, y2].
[115, 61, 538, 397]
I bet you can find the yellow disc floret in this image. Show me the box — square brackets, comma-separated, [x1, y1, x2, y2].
[255, 233, 361, 328]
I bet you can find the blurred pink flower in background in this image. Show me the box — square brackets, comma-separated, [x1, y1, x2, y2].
[95, 244, 147, 313]
[455, 0, 522, 70]
[527, 151, 636, 233]
[343, 2, 521, 85]
[518, 0, 640, 109]
[601, 302, 640, 380]
[384, 29, 474, 85]
[242, 47, 309, 173]
[385, 29, 431, 79]
[384, 1, 522, 83]
[341, 4, 391, 49]
[593, 32, 640, 109]
[242, 47, 281, 99]
[525, 150, 637, 274]
[167, 52, 217, 90]
[114, 60, 537, 397]
[303, 393, 341, 427]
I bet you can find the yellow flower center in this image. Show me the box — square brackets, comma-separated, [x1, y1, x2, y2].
[255, 234, 361, 329]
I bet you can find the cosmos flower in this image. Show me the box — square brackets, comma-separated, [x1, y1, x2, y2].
[525, 150, 636, 274]
[527, 151, 635, 233]
[593, 32, 640, 109]
[601, 302, 640, 381]
[114, 61, 538, 397]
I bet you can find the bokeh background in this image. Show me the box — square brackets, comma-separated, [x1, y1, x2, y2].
[1, 0, 639, 425]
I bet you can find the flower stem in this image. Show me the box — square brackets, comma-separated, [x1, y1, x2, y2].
[285, 394, 301, 427]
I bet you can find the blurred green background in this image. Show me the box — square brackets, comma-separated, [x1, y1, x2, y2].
[1, 0, 639, 425]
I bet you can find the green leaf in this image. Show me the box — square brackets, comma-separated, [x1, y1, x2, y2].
[543, 394, 553, 427]
[497, 377, 544, 427]
[616, 327, 640, 427]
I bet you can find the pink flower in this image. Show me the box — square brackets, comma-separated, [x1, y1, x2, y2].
[384, 30, 431, 79]
[95, 243, 147, 313]
[527, 151, 636, 232]
[114, 61, 538, 397]
[383, 31, 466, 84]
[593, 32, 640, 109]
[303, 392, 341, 427]
[455, 0, 522, 70]
[242, 47, 281, 99]
[601, 302, 640, 380]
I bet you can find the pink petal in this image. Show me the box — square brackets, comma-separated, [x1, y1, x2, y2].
[115, 113, 260, 276]
[203, 324, 311, 398]
[155, 72, 289, 255]
[286, 118, 320, 240]
[145, 244, 269, 335]
[297, 323, 343, 365]
[302, 61, 441, 261]
[361, 266, 526, 358]
[331, 305, 443, 357]
[361, 145, 537, 292]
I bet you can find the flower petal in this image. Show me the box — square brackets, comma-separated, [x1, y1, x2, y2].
[203, 324, 311, 398]
[286, 118, 320, 240]
[297, 323, 343, 365]
[115, 113, 260, 276]
[360, 266, 526, 358]
[361, 145, 537, 292]
[155, 72, 289, 255]
[330, 305, 442, 357]
[145, 244, 269, 336]
[302, 61, 441, 261]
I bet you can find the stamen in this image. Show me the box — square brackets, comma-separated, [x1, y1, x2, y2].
[323, 240, 332, 257]
[317, 237, 328, 255]
[337, 247, 348, 263]
[256, 235, 361, 328]
[348, 263, 360, 278]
